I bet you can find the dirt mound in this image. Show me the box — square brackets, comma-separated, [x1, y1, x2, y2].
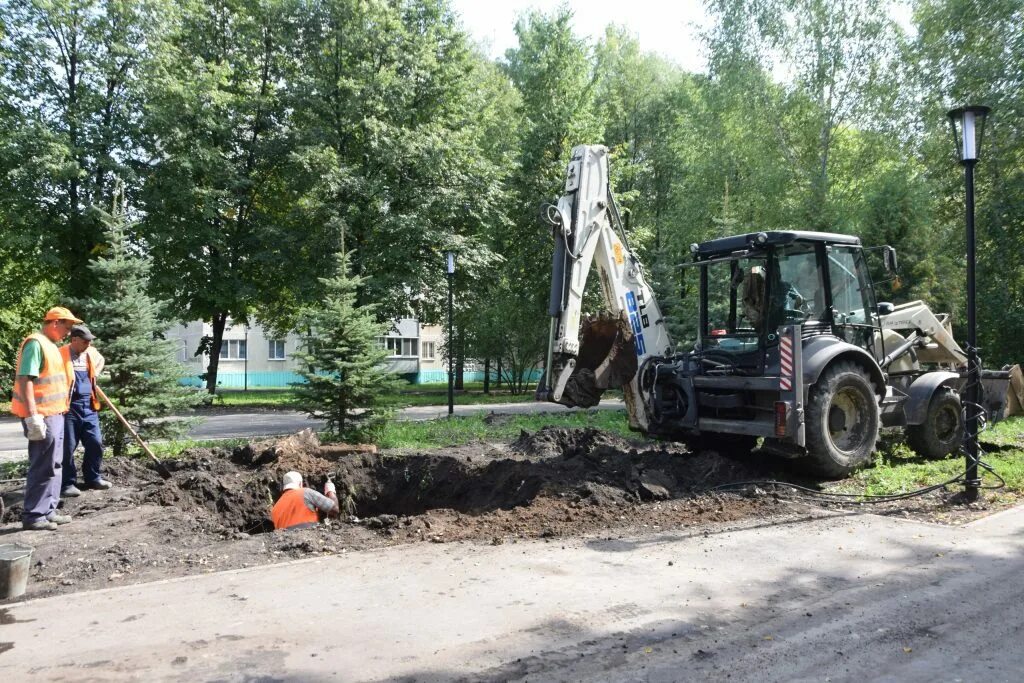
[231, 429, 334, 474]
[511, 426, 630, 460]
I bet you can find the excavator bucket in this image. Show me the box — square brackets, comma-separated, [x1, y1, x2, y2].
[558, 313, 639, 408]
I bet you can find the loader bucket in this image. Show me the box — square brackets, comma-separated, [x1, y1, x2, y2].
[981, 364, 1023, 422]
[557, 313, 638, 408]
[1004, 364, 1024, 418]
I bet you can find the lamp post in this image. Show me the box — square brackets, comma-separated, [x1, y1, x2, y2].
[947, 105, 990, 501]
[446, 251, 455, 417]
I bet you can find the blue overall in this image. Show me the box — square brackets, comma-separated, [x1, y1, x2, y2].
[62, 356, 104, 489]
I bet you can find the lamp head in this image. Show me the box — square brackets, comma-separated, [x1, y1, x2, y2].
[947, 105, 990, 163]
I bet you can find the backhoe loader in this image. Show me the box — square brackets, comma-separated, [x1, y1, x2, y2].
[537, 145, 1017, 476]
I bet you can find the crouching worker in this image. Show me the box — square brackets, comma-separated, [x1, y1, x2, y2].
[271, 470, 340, 530]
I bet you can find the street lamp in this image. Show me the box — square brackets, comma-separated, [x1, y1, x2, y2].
[947, 104, 990, 501]
[446, 250, 456, 417]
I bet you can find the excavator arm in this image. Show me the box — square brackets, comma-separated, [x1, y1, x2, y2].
[536, 145, 672, 431]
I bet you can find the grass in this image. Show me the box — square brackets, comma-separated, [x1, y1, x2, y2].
[206, 389, 296, 408]
[374, 408, 636, 450]
[1, 459, 27, 480]
[206, 383, 545, 410]
[147, 437, 252, 459]
[378, 390, 535, 409]
[829, 416, 1024, 499]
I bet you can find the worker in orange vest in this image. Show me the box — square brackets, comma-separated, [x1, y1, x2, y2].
[271, 471, 340, 530]
[60, 325, 113, 496]
[11, 307, 80, 531]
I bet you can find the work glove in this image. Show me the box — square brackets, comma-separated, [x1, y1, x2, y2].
[25, 414, 47, 441]
[324, 480, 337, 495]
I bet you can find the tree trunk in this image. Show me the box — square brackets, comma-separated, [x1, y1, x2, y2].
[66, 28, 83, 284]
[205, 313, 228, 394]
[483, 358, 490, 394]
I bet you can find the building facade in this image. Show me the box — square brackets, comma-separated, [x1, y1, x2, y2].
[166, 319, 461, 388]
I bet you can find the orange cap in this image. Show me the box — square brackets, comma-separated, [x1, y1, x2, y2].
[43, 306, 83, 324]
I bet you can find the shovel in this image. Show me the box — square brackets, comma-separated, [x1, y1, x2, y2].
[95, 385, 173, 480]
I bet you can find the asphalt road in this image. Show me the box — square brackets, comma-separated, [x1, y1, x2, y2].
[0, 399, 626, 463]
[2, 501, 1021, 681]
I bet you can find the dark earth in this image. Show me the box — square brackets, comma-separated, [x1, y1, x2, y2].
[0, 426, 1011, 603]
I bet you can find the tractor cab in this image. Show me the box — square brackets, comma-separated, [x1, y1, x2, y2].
[687, 231, 882, 372]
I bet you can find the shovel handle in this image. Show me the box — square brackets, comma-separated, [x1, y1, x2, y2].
[95, 385, 171, 477]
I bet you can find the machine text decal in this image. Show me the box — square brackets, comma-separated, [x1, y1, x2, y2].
[626, 291, 647, 356]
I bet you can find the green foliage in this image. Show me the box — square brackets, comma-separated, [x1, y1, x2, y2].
[291, 253, 401, 442]
[0, 0, 174, 294]
[140, 0, 299, 392]
[75, 187, 203, 456]
[0, 271, 59, 398]
[914, 0, 1024, 366]
[468, 7, 605, 388]
[2, 0, 1022, 392]
[284, 0, 505, 323]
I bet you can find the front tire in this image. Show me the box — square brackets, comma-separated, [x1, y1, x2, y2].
[906, 388, 963, 459]
[804, 361, 879, 477]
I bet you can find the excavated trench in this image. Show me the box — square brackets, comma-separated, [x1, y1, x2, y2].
[0, 428, 784, 539]
[153, 429, 777, 534]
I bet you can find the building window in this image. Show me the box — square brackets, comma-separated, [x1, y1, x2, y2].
[377, 337, 419, 357]
[421, 341, 435, 360]
[268, 339, 286, 360]
[220, 339, 247, 360]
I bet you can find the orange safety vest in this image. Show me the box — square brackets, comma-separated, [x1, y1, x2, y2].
[271, 488, 320, 530]
[11, 331, 72, 417]
[11, 333, 73, 418]
[59, 345, 101, 411]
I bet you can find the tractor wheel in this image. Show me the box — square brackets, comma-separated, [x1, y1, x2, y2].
[906, 388, 964, 459]
[803, 361, 879, 477]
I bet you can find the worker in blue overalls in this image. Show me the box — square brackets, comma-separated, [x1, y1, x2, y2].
[60, 324, 113, 497]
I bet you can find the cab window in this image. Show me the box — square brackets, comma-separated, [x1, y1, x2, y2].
[827, 246, 874, 326]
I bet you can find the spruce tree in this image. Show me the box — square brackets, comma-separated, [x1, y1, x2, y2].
[76, 187, 202, 456]
[291, 253, 399, 442]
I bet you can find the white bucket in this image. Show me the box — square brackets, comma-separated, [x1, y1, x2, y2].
[0, 543, 34, 600]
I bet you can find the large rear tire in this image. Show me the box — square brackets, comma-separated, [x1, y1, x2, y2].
[804, 361, 879, 477]
[906, 388, 963, 459]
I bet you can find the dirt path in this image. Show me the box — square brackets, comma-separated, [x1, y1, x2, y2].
[0, 427, 1010, 602]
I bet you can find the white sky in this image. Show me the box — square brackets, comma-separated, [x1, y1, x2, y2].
[449, 1, 915, 75]
[449, 0, 712, 73]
